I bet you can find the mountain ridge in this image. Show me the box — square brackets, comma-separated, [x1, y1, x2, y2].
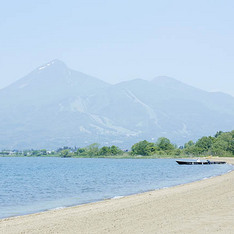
[0, 60, 233, 149]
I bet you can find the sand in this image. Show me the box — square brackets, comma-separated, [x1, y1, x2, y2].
[0, 157, 233, 234]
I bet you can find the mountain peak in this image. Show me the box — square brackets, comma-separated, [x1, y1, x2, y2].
[37, 59, 67, 71]
[151, 76, 195, 90]
[152, 76, 182, 84]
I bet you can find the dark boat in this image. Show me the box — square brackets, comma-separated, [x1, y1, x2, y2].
[176, 160, 226, 165]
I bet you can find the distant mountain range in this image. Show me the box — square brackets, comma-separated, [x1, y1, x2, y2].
[0, 60, 234, 149]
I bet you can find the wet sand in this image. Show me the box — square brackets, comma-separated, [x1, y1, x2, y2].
[0, 157, 233, 234]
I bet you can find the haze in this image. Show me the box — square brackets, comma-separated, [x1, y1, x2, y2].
[1, 0, 234, 96]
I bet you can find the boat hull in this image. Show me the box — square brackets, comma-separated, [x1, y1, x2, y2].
[176, 160, 226, 165]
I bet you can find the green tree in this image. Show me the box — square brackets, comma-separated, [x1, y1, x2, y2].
[131, 140, 156, 156]
[211, 139, 228, 156]
[75, 148, 86, 156]
[156, 137, 175, 152]
[214, 131, 223, 138]
[195, 136, 214, 154]
[110, 145, 122, 155]
[184, 140, 194, 149]
[212, 131, 234, 156]
[99, 146, 111, 155]
[60, 149, 71, 158]
[86, 143, 100, 156]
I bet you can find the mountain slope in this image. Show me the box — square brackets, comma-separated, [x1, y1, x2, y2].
[0, 61, 234, 149]
[87, 77, 234, 144]
[0, 60, 109, 106]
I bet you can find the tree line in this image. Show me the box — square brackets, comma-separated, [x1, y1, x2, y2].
[131, 130, 234, 156]
[0, 130, 233, 157]
[59, 144, 124, 158]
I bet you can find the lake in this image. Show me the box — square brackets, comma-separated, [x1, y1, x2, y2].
[0, 157, 233, 219]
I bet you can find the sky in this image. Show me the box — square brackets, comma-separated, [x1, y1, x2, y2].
[0, 0, 234, 96]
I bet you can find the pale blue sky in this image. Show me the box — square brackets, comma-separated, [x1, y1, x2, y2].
[1, 0, 234, 96]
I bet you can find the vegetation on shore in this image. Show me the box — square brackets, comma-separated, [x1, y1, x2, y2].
[0, 130, 233, 158]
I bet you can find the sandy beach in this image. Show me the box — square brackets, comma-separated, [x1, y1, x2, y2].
[0, 157, 233, 234]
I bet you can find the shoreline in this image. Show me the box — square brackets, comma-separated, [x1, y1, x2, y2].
[0, 158, 231, 220]
[0, 154, 233, 159]
[0, 157, 234, 233]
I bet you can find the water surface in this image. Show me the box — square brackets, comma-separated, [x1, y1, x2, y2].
[0, 157, 232, 219]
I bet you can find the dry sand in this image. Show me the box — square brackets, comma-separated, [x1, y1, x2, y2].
[0, 157, 233, 234]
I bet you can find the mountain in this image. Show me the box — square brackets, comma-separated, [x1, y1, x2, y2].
[0, 60, 234, 149]
[0, 60, 109, 149]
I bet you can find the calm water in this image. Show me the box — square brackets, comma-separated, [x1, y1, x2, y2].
[0, 157, 233, 219]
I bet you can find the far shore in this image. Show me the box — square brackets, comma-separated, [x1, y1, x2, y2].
[0, 157, 233, 234]
[0, 154, 233, 159]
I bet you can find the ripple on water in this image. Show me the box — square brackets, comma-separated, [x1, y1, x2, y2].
[0, 157, 233, 219]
